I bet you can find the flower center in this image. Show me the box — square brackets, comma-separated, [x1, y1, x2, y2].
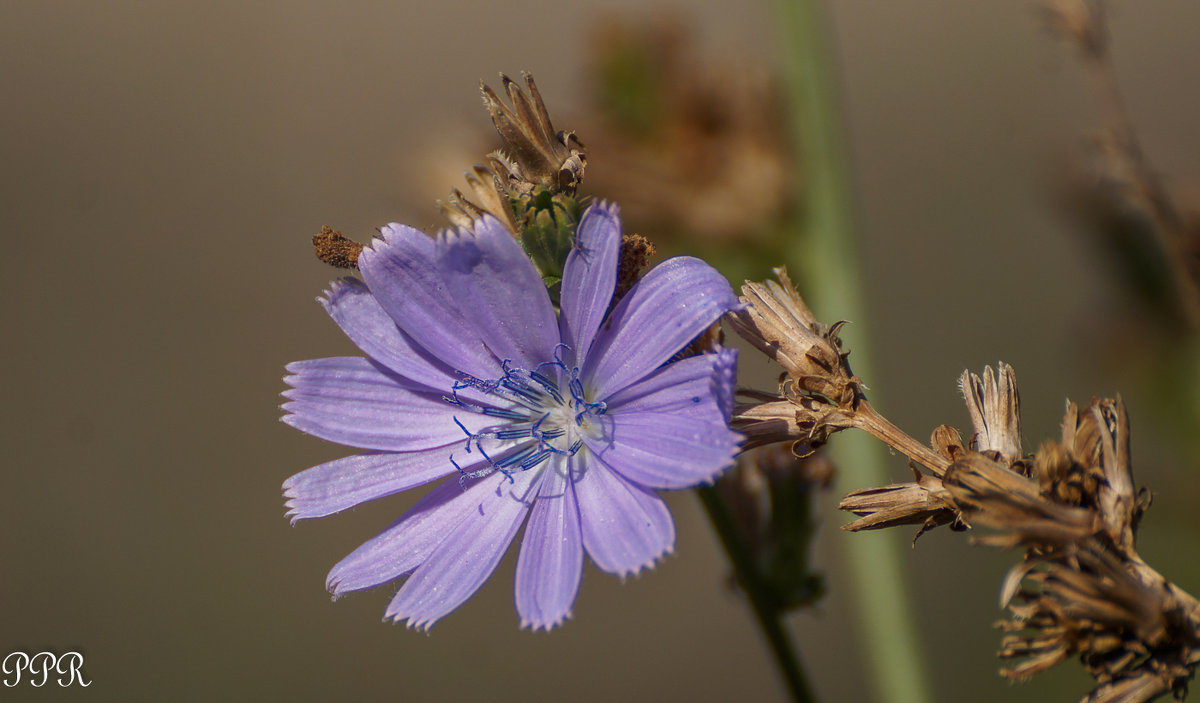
[442, 347, 606, 483]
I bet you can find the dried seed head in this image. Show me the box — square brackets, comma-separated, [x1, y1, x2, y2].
[943, 452, 1098, 549]
[997, 547, 1196, 701]
[730, 268, 864, 409]
[480, 73, 587, 196]
[959, 363, 1024, 467]
[581, 16, 793, 244]
[1059, 397, 1145, 552]
[731, 397, 854, 451]
[931, 424, 967, 462]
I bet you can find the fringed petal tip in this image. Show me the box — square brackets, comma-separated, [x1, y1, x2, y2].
[317, 276, 367, 308]
[520, 611, 573, 632]
[613, 546, 674, 580]
[281, 499, 304, 526]
[585, 199, 621, 223]
[392, 615, 437, 633]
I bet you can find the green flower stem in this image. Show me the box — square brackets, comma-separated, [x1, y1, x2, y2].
[771, 1, 934, 702]
[697, 485, 816, 703]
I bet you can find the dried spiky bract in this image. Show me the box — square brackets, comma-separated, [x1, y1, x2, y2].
[437, 164, 519, 234]
[838, 464, 959, 539]
[481, 73, 587, 196]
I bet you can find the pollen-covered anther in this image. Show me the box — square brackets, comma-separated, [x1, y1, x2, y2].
[312, 225, 364, 269]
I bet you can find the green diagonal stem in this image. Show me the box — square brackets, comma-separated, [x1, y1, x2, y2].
[771, 1, 934, 702]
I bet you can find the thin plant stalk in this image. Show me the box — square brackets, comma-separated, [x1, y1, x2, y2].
[697, 486, 816, 703]
[770, 1, 934, 701]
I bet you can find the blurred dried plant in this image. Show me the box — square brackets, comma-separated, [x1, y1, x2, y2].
[1047, 0, 1200, 330]
[1045, 0, 1200, 471]
[578, 14, 795, 266]
[732, 271, 1200, 701]
[712, 444, 831, 612]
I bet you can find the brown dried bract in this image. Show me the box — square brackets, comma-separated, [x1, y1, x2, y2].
[312, 226, 363, 269]
[437, 164, 519, 235]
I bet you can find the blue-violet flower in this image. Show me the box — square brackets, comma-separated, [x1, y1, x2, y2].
[282, 202, 742, 630]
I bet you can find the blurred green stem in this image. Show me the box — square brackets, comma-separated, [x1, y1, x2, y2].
[771, 1, 934, 702]
[698, 486, 815, 703]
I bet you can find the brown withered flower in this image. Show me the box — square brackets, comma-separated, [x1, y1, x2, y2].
[480, 72, 587, 196]
[728, 268, 863, 449]
[731, 269, 949, 474]
[732, 257, 1200, 699]
[959, 362, 1024, 468]
[581, 14, 793, 245]
[838, 464, 960, 540]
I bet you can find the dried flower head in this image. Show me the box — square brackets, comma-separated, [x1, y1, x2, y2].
[839, 464, 960, 539]
[581, 15, 793, 244]
[729, 268, 865, 449]
[959, 362, 1023, 467]
[480, 73, 587, 196]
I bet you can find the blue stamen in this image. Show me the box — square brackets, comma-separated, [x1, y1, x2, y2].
[527, 369, 565, 404]
[481, 407, 528, 420]
[499, 379, 543, 405]
[517, 447, 553, 470]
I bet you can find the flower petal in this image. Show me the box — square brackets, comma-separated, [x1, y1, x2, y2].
[583, 256, 739, 398]
[283, 448, 471, 523]
[583, 410, 739, 490]
[325, 470, 521, 594]
[514, 458, 582, 631]
[558, 202, 621, 367]
[281, 357, 465, 451]
[603, 349, 736, 416]
[574, 463, 674, 575]
[436, 217, 560, 370]
[319, 277, 494, 406]
[385, 469, 538, 630]
[358, 223, 499, 380]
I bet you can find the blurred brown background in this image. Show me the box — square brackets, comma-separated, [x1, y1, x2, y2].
[3, 1, 1198, 701]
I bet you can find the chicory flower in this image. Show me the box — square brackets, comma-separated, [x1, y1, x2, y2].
[282, 202, 741, 630]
